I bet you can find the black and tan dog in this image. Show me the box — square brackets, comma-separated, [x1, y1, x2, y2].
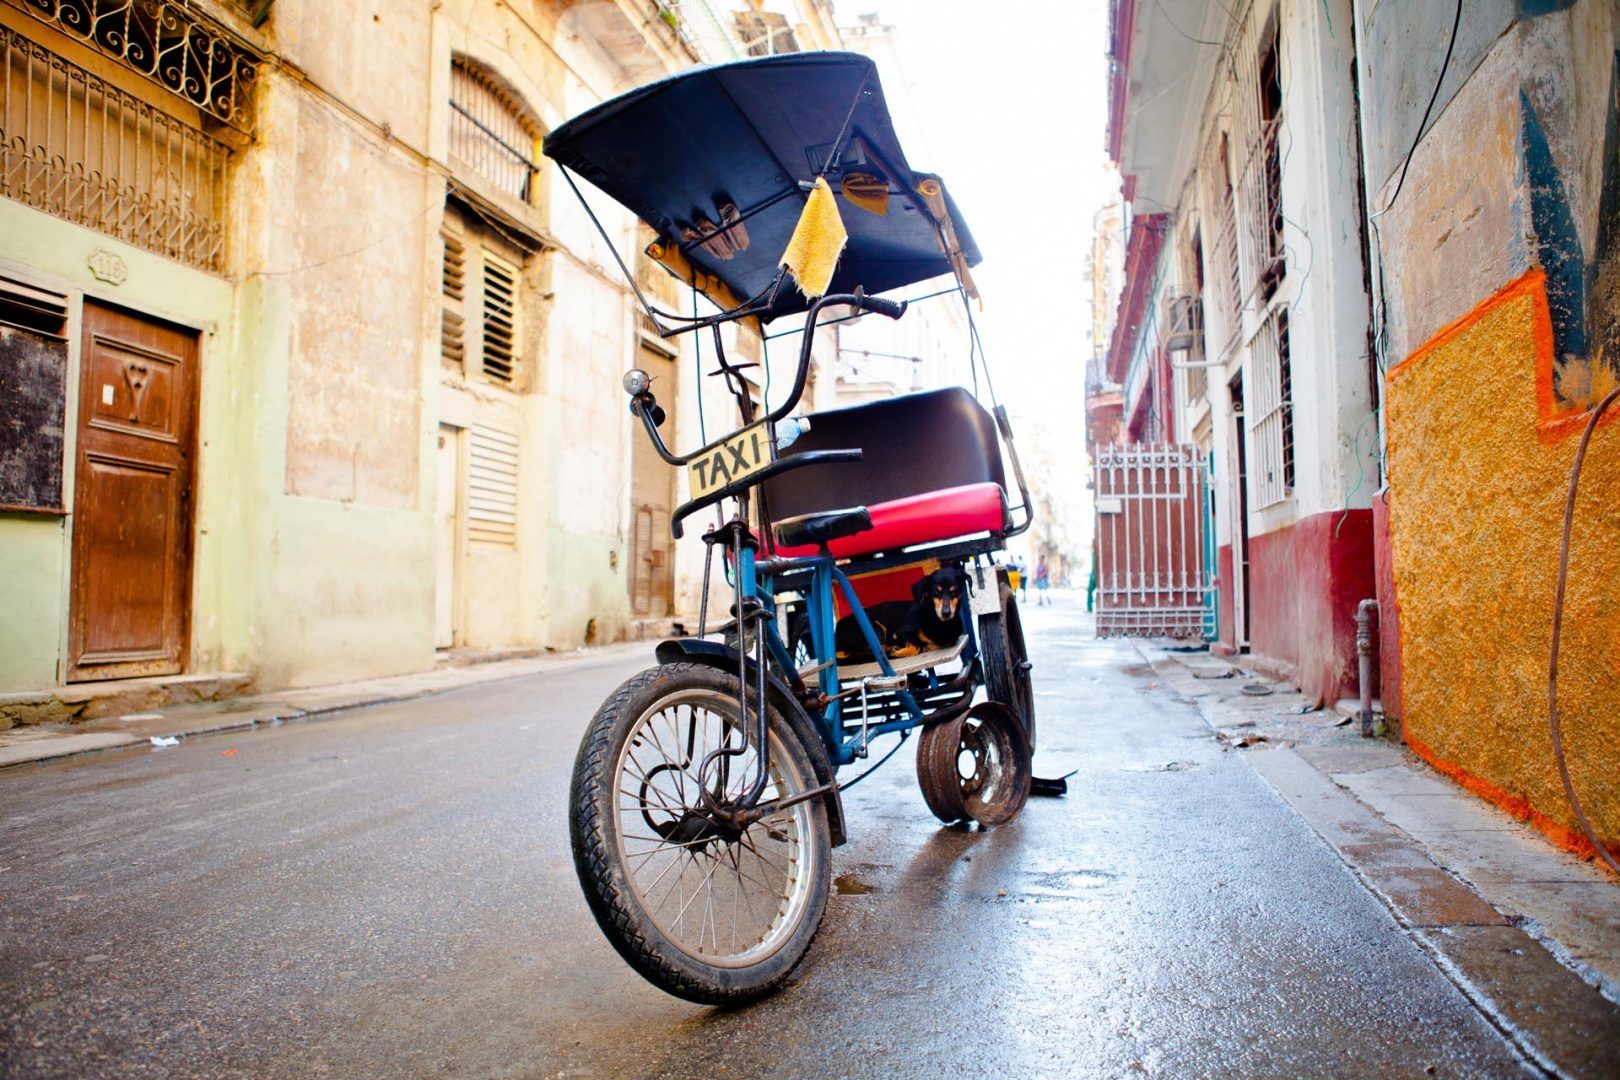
[834, 565, 970, 662]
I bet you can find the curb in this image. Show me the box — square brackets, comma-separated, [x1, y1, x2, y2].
[0, 643, 648, 771]
[1136, 641, 1620, 1078]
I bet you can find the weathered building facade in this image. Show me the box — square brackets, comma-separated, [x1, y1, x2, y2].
[1098, 0, 1377, 702]
[1093, 0, 1619, 864]
[0, 0, 843, 706]
[1364, 0, 1619, 865]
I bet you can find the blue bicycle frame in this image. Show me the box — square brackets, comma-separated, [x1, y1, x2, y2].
[737, 543, 980, 768]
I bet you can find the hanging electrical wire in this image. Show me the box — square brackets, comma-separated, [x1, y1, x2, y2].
[1548, 384, 1620, 876]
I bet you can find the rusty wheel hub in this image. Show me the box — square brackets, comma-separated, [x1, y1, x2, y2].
[916, 702, 1032, 827]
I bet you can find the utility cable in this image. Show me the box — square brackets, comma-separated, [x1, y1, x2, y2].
[1548, 383, 1620, 876]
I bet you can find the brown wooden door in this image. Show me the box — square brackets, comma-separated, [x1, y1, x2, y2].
[67, 302, 199, 682]
[629, 346, 676, 617]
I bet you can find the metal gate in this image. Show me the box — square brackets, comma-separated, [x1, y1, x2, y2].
[1094, 444, 1210, 637]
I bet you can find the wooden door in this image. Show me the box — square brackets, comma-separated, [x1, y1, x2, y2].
[67, 302, 198, 681]
[629, 346, 676, 616]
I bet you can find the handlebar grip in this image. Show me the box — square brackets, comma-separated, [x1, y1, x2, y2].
[855, 296, 908, 320]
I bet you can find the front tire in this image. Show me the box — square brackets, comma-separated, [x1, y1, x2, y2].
[570, 662, 831, 1006]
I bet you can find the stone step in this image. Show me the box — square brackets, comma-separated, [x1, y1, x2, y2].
[0, 672, 253, 729]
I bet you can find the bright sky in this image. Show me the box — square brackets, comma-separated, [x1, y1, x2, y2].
[864, 0, 1116, 556]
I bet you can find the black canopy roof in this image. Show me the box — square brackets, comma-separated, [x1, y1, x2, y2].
[543, 51, 980, 321]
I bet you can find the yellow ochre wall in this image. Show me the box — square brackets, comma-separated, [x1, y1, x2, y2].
[1385, 269, 1619, 865]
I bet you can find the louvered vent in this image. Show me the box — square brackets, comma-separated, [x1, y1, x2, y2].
[467, 424, 519, 546]
[481, 250, 518, 384]
[441, 231, 466, 367]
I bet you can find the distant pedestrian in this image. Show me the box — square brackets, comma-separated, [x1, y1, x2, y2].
[1035, 557, 1050, 605]
[1015, 558, 1028, 602]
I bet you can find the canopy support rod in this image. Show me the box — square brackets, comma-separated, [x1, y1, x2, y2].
[761, 284, 958, 340]
[557, 163, 664, 332]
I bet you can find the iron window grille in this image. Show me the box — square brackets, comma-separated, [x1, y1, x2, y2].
[9, 0, 260, 134]
[1247, 305, 1294, 507]
[449, 57, 540, 203]
[0, 24, 230, 271]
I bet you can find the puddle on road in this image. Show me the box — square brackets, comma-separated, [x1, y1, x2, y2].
[833, 873, 877, 895]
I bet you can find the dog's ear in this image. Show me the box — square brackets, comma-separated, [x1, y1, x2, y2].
[912, 577, 929, 604]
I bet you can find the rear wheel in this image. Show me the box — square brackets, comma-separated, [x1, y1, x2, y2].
[570, 663, 831, 1006]
[916, 702, 1033, 826]
[979, 580, 1035, 751]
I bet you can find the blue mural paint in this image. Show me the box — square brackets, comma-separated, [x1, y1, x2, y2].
[1519, 89, 1587, 365]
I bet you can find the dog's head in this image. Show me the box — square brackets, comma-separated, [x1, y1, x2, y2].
[914, 565, 969, 623]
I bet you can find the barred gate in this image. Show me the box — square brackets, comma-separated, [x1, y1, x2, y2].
[1094, 444, 1211, 637]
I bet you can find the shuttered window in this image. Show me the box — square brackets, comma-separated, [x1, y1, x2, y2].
[467, 424, 519, 546]
[441, 231, 466, 367]
[481, 250, 518, 385]
[440, 206, 524, 388]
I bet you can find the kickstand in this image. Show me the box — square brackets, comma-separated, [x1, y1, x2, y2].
[1030, 770, 1077, 798]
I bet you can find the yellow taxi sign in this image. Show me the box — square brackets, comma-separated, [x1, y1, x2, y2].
[688, 422, 773, 501]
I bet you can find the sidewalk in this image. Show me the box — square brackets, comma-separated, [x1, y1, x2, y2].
[0, 642, 647, 770]
[1137, 640, 1620, 1076]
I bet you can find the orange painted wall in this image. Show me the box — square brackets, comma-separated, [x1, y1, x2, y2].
[1385, 270, 1620, 865]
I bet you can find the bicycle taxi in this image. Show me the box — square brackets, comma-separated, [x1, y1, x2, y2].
[546, 51, 1045, 1005]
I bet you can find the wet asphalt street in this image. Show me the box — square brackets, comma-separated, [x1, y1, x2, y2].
[1, 599, 1533, 1078]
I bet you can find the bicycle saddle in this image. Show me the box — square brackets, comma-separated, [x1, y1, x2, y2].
[773, 507, 872, 550]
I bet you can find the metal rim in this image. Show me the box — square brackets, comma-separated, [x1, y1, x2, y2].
[917, 703, 1031, 827]
[611, 688, 818, 968]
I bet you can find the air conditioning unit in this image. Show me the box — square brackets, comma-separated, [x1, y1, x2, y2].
[1163, 293, 1203, 352]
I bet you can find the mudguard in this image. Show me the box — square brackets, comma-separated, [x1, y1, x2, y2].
[654, 637, 848, 847]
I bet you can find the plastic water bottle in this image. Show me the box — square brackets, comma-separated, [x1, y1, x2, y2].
[776, 415, 812, 450]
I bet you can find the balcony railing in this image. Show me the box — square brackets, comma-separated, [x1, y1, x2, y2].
[0, 23, 230, 271]
[9, 0, 261, 134]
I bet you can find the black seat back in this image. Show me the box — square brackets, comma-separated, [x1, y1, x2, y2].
[764, 387, 1005, 519]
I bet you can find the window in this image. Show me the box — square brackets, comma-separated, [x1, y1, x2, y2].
[1248, 307, 1294, 507]
[1183, 230, 1208, 404]
[450, 57, 541, 202]
[441, 231, 467, 367]
[480, 251, 518, 385]
[1232, 11, 1286, 302]
[0, 26, 231, 272]
[9, 0, 258, 133]
[1205, 135, 1243, 358]
[441, 207, 524, 388]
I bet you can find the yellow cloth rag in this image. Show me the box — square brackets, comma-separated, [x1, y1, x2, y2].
[780, 177, 847, 298]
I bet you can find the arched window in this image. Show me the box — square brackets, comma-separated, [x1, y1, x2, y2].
[449, 57, 541, 202]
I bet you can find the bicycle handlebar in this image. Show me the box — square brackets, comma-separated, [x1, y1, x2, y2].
[629, 292, 910, 468]
[851, 296, 908, 320]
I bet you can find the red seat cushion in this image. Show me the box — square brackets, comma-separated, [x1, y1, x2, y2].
[774, 482, 1007, 559]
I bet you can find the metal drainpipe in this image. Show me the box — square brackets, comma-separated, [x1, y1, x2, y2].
[1356, 599, 1380, 737]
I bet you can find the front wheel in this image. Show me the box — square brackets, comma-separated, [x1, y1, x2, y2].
[570, 662, 831, 1006]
